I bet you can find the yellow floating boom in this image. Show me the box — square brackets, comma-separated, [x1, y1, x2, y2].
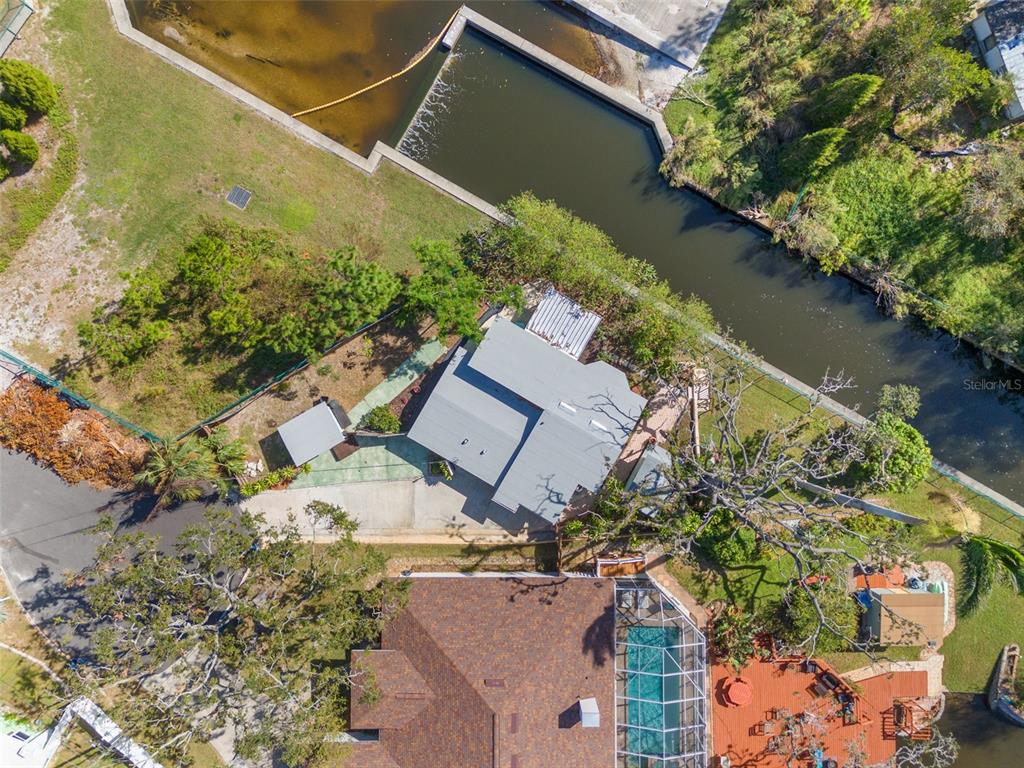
[290, 9, 461, 119]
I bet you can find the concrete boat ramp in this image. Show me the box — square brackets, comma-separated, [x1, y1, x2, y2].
[567, 0, 731, 70]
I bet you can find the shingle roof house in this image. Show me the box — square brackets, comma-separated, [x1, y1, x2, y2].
[408, 315, 647, 523]
[346, 576, 616, 768]
[973, 0, 1024, 118]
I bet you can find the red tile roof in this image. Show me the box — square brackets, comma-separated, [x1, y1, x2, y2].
[711, 656, 929, 768]
[347, 576, 616, 768]
[853, 565, 905, 591]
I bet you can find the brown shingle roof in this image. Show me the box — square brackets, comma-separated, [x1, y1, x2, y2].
[350, 576, 616, 768]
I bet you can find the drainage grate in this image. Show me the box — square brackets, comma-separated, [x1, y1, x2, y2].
[225, 185, 252, 210]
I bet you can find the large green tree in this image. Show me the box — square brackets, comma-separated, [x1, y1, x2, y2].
[77, 504, 405, 767]
[400, 239, 487, 341]
[269, 247, 401, 359]
[869, 0, 991, 132]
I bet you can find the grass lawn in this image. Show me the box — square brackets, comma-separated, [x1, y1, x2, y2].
[921, 546, 1024, 693]
[377, 541, 558, 572]
[687, 355, 1024, 691]
[28, 0, 484, 432]
[46, 0, 483, 274]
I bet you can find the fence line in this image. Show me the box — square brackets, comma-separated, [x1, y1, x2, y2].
[173, 307, 401, 440]
[0, 348, 160, 442]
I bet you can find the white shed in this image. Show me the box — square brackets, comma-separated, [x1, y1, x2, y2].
[277, 401, 350, 466]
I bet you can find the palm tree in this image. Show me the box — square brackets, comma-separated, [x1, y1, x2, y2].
[134, 436, 217, 509]
[203, 426, 248, 477]
[957, 535, 1024, 616]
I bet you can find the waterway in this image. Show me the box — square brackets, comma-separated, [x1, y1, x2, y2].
[398, 27, 1024, 507]
[102, 3, 1024, 763]
[126, 0, 603, 155]
[938, 694, 1024, 764]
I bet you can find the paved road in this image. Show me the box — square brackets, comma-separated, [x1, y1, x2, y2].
[0, 449, 212, 653]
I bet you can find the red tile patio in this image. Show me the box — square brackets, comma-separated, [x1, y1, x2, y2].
[711, 655, 929, 768]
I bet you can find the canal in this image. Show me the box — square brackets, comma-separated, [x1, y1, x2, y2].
[938, 694, 1024, 765]
[398, 27, 1024, 507]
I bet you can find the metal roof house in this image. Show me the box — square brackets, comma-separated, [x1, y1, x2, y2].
[973, 0, 1024, 119]
[408, 314, 647, 523]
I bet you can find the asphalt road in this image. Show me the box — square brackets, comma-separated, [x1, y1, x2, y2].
[0, 448, 212, 653]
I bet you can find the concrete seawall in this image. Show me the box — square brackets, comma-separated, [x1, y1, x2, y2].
[105, 1, 1024, 523]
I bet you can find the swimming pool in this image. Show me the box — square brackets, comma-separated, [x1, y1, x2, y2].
[624, 625, 683, 759]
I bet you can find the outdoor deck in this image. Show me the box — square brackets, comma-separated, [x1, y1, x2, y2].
[711, 656, 930, 767]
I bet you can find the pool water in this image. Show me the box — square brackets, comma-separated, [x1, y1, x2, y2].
[625, 625, 682, 758]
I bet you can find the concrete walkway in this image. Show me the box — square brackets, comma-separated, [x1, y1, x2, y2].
[290, 339, 447, 489]
[844, 654, 946, 699]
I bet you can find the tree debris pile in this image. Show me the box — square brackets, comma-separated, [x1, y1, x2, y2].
[0, 379, 146, 487]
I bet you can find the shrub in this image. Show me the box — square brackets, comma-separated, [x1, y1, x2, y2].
[239, 466, 302, 498]
[0, 60, 57, 115]
[360, 405, 401, 434]
[0, 380, 144, 487]
[697, 510, 760, 567]
[780, 127, 847, 184]
[861, 412, 931, 493]
[805, 73, 883, 129]
[1, 129, 38, 166]
[0, 101, 26, 130]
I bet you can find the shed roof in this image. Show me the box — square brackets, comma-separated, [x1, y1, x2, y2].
[871, 589, 946, 646]
[277, 401, 346, 466]
[408, 317, 646, 521]
[526, 288, 601, 359]
[985, 0, 1024, 44]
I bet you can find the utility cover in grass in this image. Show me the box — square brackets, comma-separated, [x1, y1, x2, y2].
[226, 185, 252, 210]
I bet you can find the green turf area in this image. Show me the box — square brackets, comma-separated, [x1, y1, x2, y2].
[821, 646, 923, 675]
[45, 1, 483, 274]
[921, 547, 1024, 693]
[35, 0, 483, 433]
[688, 356, 1024, 692]
[376, 542, 558, 572]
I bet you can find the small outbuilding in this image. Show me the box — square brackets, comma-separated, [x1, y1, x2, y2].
[276, 400, 351, 466]
[972, 1, 1024, 119]
[863, 587, 947, 648]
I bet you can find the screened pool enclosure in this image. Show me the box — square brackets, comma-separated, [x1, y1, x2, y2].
[614, 578, 707, 768]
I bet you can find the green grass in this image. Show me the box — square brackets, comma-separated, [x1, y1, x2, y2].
[689, 356, 1024, 691]
[922, 546, 1024, 693]
[821, 645, 923, 675]
[376, 542, 558, 572]
[34, 0, 484, 431]
[46, 0, 482, 275]
[0, 97, 79, 272]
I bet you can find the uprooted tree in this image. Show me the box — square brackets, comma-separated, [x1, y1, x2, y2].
[583, 361, 929, 657]
[73, 503, 406, 767]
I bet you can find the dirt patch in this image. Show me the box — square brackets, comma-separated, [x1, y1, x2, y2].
[220, 318, 434, 454]
[0, 378, 147, 489]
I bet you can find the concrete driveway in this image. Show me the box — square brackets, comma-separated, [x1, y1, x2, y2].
[243, 470, 554, 543]
[0, 449, 213, 653]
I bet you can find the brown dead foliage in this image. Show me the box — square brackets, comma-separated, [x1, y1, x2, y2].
[0, 379, 147, 488]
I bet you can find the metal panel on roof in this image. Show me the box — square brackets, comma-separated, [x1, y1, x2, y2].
[407, 347, 537, 486]
[526, 288, 601, 359]
[277, 401, 345, 466]
[408, 318, 647, 521]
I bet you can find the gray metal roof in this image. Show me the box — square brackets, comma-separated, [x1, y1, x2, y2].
[409, 317, 646, 522]
[277, 401, 346, 466]
[526, 288, 601, 359]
